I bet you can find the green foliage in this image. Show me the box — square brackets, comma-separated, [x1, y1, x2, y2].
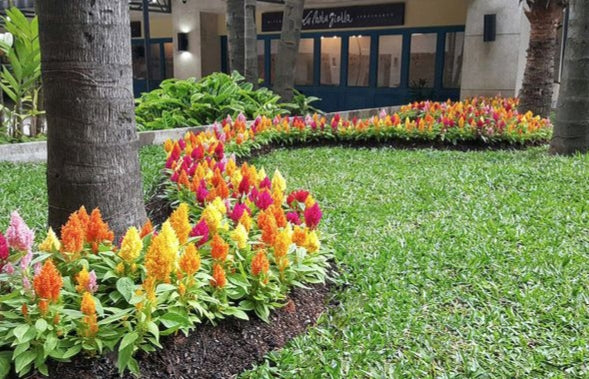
[134, 72, 321, 131]
[0, 7, 43, 141]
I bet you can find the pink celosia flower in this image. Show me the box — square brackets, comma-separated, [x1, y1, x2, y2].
[190, 219, 210, 247]
[34, 262, 42, 276]
[229, 203, 250, 223]
[238, 176, 250, 195]
[214, 142, 224, 160]
[88, 270, 98, 293]
[191, 145, 204, 160]
[196, 180, 209, 204]
[259, 177, 271, 189]
[3, 262, 14, 274]
[237, 113, 246, 123]
[20, 251, 32, 270]
[22, 276, 31, 290]
[287, 190, 310, 206]
[286, 212, 301, 225]
[5, 211, 34, 252]
[304, 203, 322, 229]
[379, 109, 387, 119]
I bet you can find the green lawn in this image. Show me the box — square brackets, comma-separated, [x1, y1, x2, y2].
[1, 145, 588, 377]
[242, 146, 589, 378]
[0, 145, 165, 232]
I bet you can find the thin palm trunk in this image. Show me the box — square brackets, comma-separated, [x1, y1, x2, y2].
[37, 0, 147, 237]
[244, 0, 258, 87]
[227, 0, 245, 74]
[551, 0, 589, 154]
[518, 2, 563, 117]
[275, 0, 305, 102]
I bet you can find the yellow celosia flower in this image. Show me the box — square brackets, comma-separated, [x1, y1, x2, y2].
[39, 227, 61, 253]
[306, 230, 320, 253]
[231, 171, 243, 191]
[170, 203, 191, 244]
[118, 227, 143, 263]
[230, 223, 248, 250]
[257, 168, 267, 183]
[305, 195, 316, 208]
[202, 204, 222, 232]
[211, 197, 227, 215]
[273, 229, 291, 258]
[239, 212, 252, 232]
[145, 221, 178, 283]
[272, 169, 286, 192]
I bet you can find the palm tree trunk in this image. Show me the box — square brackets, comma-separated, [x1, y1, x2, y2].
[275, 0, 305, 102]
[226, 0, 245, 75]
[36, 0, 147, 237]
[551, 0, 589, 154]
[244, 0, 258, 88]
[518, 4, 562, 117]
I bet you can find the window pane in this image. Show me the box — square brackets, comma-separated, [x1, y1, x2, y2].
[132, 45, 146, 79]
[377, 35, 402, 88]
[348, 35, 370, 87]
[258, 40, 265, 82]
[164, 42, 174, 79]
[443, 32, 464, 88]
[409, 33, 437, 88]
[150, 44, 162, 81]
[295, 38, 314, 86]
[321, 36, 341, 85]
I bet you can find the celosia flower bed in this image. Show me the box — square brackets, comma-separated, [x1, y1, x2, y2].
[196, 97, 550, 159]
[0, 97, 550, 378]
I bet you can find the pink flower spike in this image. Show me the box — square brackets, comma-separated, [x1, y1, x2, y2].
[5, 211, 34, 252]
[20, 251, 32, 270]
[34, 262, 42, 276]
[88, 270, 98, 293]
[3, 263, 14, 275]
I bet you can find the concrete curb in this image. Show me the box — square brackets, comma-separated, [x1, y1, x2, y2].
[0, 106, 398, 163]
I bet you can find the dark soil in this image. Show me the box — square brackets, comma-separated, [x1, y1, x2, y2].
[43, 280, 332, 379]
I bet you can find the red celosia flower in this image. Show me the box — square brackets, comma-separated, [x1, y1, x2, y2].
[255, 189, 274, 210]
[210, 234, 228, 261]
[304, 203, 322, 229]
[140, 219, 154, 238]
[0, 232, 8, 261]
[251, 250, 269, 276]
[287, 190, 310, 207]
[238, 176, 250, 195]
[210, 263, 226, 288]
[286, 212, 301, 225]
[86, 209, 114, 253]
[196, 180, 209, 204]
[259, 176, 271, 189]
[33, 260, 63, 303]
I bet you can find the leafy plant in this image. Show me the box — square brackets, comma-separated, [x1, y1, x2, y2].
[0, 7, 43, 141]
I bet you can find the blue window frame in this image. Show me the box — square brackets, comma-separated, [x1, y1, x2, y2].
[221, 25, 465, 112]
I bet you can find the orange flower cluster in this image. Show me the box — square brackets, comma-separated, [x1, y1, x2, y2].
[251, 250, 269, 276]
[211, 234, 229, 261]
[257, 210, 278, 245]
[210, 263, 226, 288]
[80, 292, 98, 337]
[144, 222, 178, 283]
[59, 206, 114, 256]
[179, 244, 200, 276]
[170, 203, 191, 244]
[33, 260, 63, 314]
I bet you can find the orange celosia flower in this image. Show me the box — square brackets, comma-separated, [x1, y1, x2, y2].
[277, 256, 289, 272]
[270, 205, 287, 228]
[178, 282, 186, 296]
[273, 229, 291, 258]
[238, 212, 252, 232]
[33, 260, 63, 303]
[60, 213, 86, 256]
[144, 221, 178, 283]
[140, 219, 154, 238]
[179, 244, 200, 276]
[251, 250, 269, 276]
[21, 303, 28, 317]
[216, 180, 230, 200]
[210, 263, 226, 288]
[38, 299, 49, 315]
[77, 206, 90, 233]
[177, 170, 190, 188]
[80, 292, 98, 337]
[292, 226, 309, 247]
[86, 209, 114, 253]
[142, 276, 157, 303]
[170, 203, 191, 244]
[210, 234, 229, 261]
[257, 210, 278, 245]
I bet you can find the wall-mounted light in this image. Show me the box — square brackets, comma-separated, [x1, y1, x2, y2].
[178, 32, 189, 51]
[483, 14, 496, 42]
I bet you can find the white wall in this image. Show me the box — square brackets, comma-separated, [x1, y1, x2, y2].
[172, 0, 203, 79]
[460, 0, 530, 98]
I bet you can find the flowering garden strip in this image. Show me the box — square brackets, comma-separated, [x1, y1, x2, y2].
[0, 97, 556, 378]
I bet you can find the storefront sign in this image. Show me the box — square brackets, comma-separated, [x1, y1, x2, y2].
[261, 3, 405, 32]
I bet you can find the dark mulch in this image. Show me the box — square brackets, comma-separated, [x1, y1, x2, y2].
[43, 280, 332, 379]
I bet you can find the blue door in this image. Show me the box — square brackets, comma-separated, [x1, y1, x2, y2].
[221, 26, 465, 112]
[132, 38, 174, 97]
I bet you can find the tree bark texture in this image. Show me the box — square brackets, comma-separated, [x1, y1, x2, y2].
[518, 2, 563, 117]
[226, 0, 245, 75]
[551, 0, 589, 154]
[244, 0, 259, 88]
[36, 0, 147, 237]
[275, 0, 305, 102]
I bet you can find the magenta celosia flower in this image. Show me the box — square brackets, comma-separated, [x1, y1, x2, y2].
[238, 176, 250, 195]
[304, 203, 322, 229]
[287, 190, 310, 206]
[88, 270, 98, 293]
[286, 212, 301, 225]
[170, 171, 179, 182]
[255, 190, 273, 210]
[259, 177, 271, 189]
[178, 138, 186, 150]
[214, 142, 224, 161]
[229, 203, 250, 223]
[0, 232, 8, 260]
[190, 219, 210, 247]
[5, 211, 34, 252]
[196, 180, 209, 204]
[191, 145, 204, 160]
